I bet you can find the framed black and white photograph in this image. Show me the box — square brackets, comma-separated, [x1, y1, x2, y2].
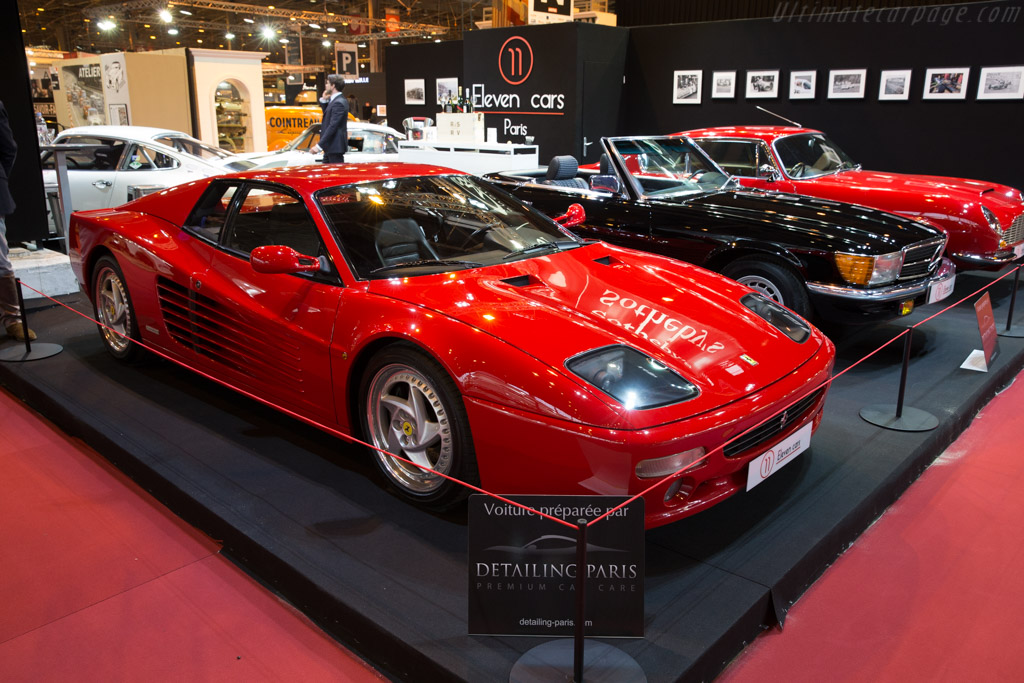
[977, 66, 1024, 100]
[711, 71, 736, 98]
[789, 70, 816, 99]
[435, 77, 458, 105]
[108, 103, 128, 125]
[404, 78, 426, 105]
[879, 70, 912, 101]
[923, 68, 970, 100]
[746, 70, 779, 99]
[672, 70, 702, 104]
[828, 69, 867, 99]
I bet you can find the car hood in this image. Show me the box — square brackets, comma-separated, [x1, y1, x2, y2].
[368, 242, 827, 423]
[675, 189, 942, 252]
[802, 169, 1024, 217]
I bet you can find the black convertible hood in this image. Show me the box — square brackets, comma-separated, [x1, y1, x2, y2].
[669, 189, 943, 254]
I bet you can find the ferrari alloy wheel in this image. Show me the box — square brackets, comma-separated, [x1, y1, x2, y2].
[92, 256, 143, 361]
[723, 257, 812, 319]
[361, 345, 478, 508]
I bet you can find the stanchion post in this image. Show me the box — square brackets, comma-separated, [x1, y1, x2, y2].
[15, 277, 32, 354]
[1005, 265, 1020, 333]
[894, 327, 912, 419]
[574, 518, 587, 683]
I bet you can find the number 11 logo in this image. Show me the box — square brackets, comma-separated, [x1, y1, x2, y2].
[499, 36, 534, 85]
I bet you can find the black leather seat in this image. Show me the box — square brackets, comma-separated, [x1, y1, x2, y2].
[599, 153, 612, 175]
[375, 218, 439, 267]
[543, 156, 588, 189]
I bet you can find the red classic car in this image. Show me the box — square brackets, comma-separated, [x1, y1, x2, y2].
[69, 163, 834, 528]
[680, 126, 1024, 272]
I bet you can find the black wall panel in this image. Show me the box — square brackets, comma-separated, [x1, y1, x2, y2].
[385, 41, 464, 135]
[623, 1, 1024, 188]
[0, 2, 49, 244]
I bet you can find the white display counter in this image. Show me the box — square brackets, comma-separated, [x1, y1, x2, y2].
[396, 140, 539, 175]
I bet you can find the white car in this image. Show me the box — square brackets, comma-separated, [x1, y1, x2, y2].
[237, 121, 405, 169]
[42, 126, 255, 212]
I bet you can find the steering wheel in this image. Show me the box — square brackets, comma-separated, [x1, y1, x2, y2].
[66, 157, 81, 168]
[789, 162, 808, 178]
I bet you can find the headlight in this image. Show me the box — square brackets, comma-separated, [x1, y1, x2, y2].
[981, 206, 1003, 236]
[566, 346, 698, 410]
[741, 294, 810, 343]
[834, 251, 903, 286]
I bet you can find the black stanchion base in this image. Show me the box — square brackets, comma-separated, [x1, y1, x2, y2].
[997, 325, 1024, 338]
[0, 343, 64, 362]
[859, 404, 938, 432]
[509, 640, 646, 683]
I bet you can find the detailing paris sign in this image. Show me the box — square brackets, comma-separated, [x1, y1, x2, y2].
[467, 495, 644, 637]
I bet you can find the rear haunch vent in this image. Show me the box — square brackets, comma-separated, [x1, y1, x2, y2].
[593, 255, 618, 266]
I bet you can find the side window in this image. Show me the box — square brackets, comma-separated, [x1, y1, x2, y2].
[224, 186, 324, 259]
[697, 140, 759, 177]
[122, 145, 155, 171]
[42, 136, 124, 171]
[184, 182, 239, 243]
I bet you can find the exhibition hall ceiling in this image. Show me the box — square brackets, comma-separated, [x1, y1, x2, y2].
[19, 0, 493, 56]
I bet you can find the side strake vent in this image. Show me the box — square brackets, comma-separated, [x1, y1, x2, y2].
[155, 278, 304, 386]
[593, 255, 613, 265]
[501, 274, 542, 287]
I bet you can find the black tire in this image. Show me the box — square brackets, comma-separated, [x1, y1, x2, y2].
[359, 344, 479, 509]
[722, 257, 812, 319]
[92, 255, 144, 362]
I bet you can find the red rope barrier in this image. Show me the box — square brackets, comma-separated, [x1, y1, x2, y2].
[16, 261, 1024, 531]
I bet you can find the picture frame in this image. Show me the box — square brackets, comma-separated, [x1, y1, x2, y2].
[922, 68, 970, 100]
[404, 78, 426, 106]
[878, 70, 912, 101]
[977, 66, 1024, 100]
[789, 70, 816, 99]
[711, 71, 736, 99]
[745, 70, 779, 99]
[828, 69, 867, 99]
[435, 77, 458, 105]
[672, 70, 702, 105]
[108, 103, 128, 125]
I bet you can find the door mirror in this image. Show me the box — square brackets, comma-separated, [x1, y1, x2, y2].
[758, 164, 781, 181]
[554, 203, 586, 229]
[590, 174, 620, 194]
[250, 245, 323, 274]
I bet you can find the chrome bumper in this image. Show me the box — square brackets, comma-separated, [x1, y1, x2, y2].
[806, 258, 956, 302]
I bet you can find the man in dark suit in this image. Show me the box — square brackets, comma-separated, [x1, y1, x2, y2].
[0, 99, 34, 340]
[312, 74, 348, 164]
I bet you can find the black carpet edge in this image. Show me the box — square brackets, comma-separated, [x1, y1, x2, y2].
[0, 367, 457, 683]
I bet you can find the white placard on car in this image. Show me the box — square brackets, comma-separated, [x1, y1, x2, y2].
[1014, 243, 1024, 258]
[746, 422, 813, 491]
[928, 273, 956, 304]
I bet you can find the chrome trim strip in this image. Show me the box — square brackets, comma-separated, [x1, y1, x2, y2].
[807, 259, 954, 302]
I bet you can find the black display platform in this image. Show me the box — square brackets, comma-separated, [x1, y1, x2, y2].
[3, 270, 1023, 683]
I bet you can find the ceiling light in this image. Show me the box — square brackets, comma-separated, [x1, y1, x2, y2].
[179, 9, 192, 15]
[327, 27, 336, 32]
[225, 32, 235, 39]
[279, 38, 289, 44]
[321, 40, 330, 47]
[308, 23, 320, 29]
[357, 42, 366, 48]
[243, 17, 255, 24]
[390, 40, 398, 45]
[168, 28, 179, 35]
[261, 26, 276, 39]
[159, 9, 172, 22]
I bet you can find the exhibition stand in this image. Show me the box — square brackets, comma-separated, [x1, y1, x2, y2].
[1, 267, 1023, 682]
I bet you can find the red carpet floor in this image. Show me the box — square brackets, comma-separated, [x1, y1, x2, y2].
[718, 375, 1024, 682]
[3, 367, 1023, 682]
[0, 386, 383, 683]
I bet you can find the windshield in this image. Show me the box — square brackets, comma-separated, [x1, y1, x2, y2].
[153, 134, 233, 161]
[283, 125, 320, 152]
[317, 174, 583, 279]
[774, 133, 858, 178]
[607, 136, 736, 198]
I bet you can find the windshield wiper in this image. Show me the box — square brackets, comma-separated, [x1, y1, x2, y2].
[370, 259, 483, 274]
[501, 240, 579, 261]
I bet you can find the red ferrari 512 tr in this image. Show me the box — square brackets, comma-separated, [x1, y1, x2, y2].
[69, 163, 835, 528]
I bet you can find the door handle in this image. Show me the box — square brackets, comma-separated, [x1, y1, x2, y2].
[92, 180, 112, 188]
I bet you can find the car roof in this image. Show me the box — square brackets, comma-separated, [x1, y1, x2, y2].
[57, 125, 191, 141]
[225, 162, 466, 192]
[680, 125, 824, 142]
